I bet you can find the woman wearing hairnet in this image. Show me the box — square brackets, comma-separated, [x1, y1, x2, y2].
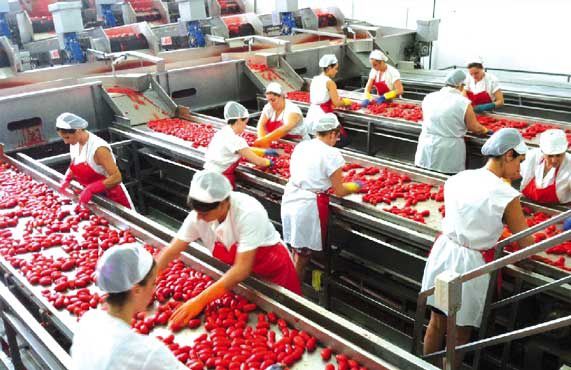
[360, 50, 404, 107]
[253, 82, 308, 148]
[72, 244, 187, 370]
[520, 129, 571, 204]
[281, 114, 362, 280]
[415, 69, 490, 174]
[158, 170, 301, 328]
[56, 113, 133, 208]
[463, 57, 505, 113]
[422, 129, 533, 368]
[306, 54, 353, 146]
[204, 101, 277, 188]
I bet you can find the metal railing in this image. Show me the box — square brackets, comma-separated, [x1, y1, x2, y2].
[412, 208, 571, 370]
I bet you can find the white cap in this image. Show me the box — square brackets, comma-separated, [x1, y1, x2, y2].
[96, 244, 154, 293]
[188, 170, 232, 203]
[312, 113, 340, 133]
[539, 129, 568, 155]
[444, 69, 467, 87]
[319, 54, 338, 68]
[224, 101, 249, 121]
[56, 113, 88, 130]
[265, 82, 283, 96]
[481, 128, 529, 156]
[369, 49, 387, 62]
[467, 56, 484, 66]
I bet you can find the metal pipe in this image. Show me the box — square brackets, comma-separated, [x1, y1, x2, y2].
[490, 274, 571, 310]
[291, 27, 347, 40]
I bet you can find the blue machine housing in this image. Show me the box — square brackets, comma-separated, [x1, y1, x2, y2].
[63, 32, 86, 64]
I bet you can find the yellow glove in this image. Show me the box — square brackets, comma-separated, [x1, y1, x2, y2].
[254, 129, 285, 148]
[343, 181, 363, 193]
[383, 90, 398, 100]
[168, 283, 227, 330]
[341, 98, 353, 106]
[365, 92, 373, 100]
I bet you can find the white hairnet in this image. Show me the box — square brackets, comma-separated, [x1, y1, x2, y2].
[188, 170, 232, 203]
[56, 112, 88, 130]
[312, 113, 340, 133]
[540, 129, 568, 155]
[265, 82, 283, 96]
[319, 54, 338, 68]
[444, 69, 466, 87]
[224, 101, 249, 121]
[96, 244, 154, 293]
[369, 49, 387, 62]
[481, 128, 529, 157]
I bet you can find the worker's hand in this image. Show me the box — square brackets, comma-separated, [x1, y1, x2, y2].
[474, 103, 495, 113]
[168, 283, 227, 330]
[253, 138, 271, 148]
[365, 92, 373, 100]
[360, 99, 371, 108]
[486, 128, 494, 136]
[265, 158, 274, 168]
[341, 98, 353, 106]
[264, 149, 279, 157]
[342, 180, 364, 193]
[563, 218, 571, 231]
[374, 95, 386, 105]
[58, 171, 73, 194]
[79, 180, 106, 205]
[384, 90, 398, 101]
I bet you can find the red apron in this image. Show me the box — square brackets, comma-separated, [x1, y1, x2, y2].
[316, 193, 330, 249]
[522, 164, 560, 204]
[373, 80, 390, 96]
[69, 161, 132, 208]
[466, 90, 493, 106]
[212, 241, 302, 295]
[318, 100, 347, 138]
[222, 160, 241, 189]
[265, 118, 302, 140]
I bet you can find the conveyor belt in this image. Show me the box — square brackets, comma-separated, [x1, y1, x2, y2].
[0, 151, 437, 370]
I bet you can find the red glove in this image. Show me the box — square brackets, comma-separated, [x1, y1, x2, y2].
[79, 180, 107, 205]
[59, 171, 74, 194]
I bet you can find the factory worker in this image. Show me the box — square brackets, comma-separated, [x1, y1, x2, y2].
[56, 113, 133, 208]
[306, 54, 353, 146]
[360, 49, 404, 107]
[253, 82, 309, 148]
[414, 69, 490, 174]
[281, 114, 362, 280]
[422, 129, 533, 368]
[72, 244, 187, 370]
[520, 129, 571, 204]
[158, 171, 301, 328]
[463, 57, 505, 113]
[204, 101, 277, 188]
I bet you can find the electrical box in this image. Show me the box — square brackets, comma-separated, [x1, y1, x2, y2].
[275, 0, 297, 13]
[177, 0, 206, 22]
[48, 2, 84, 34]
[416, 18, 440, 42]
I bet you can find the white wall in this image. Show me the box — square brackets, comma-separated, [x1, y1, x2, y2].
[263, 0, 571, 75]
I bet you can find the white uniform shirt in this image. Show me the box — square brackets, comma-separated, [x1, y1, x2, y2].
[368, 64, 401, 91]
[421, 168, 520, 327]
[415, 87, 471, 174]
[204, 126, 249, 173]
[177, 192, 281, 253]
[71, 310, 186, 370]
[262, 101, 309, 139]
[520, 148, 571, 203]
[309, 74, 331, 105]
[70, 132, 113, 176]
[465, 72, 500, 102]
[281, 139, 345, 251]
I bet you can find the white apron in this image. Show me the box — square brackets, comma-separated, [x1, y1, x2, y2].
[306, 74, 332, 132]
[415, 87, 471, 174]
[421, 168, 520, 327]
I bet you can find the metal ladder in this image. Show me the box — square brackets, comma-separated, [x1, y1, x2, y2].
[411, 209, 571, 370]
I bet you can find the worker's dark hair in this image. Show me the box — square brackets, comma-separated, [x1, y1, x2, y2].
[106, 260, 156, 307]
[227, 118, 238, 125]
[467, 62, 484, 69]
[56, 128, 77, 134]
[323, 63, 338, 72]
[316, 126, 341, 137]
[187, 197, 221, 212]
